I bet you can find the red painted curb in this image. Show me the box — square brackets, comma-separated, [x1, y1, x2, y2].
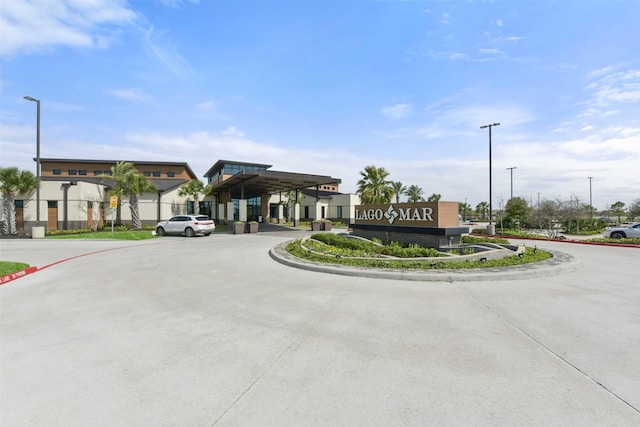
[469, 233, 640, 248]
[0, 266, 38, 285]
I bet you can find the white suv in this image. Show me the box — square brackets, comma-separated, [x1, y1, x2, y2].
[156, 215, 215, 237]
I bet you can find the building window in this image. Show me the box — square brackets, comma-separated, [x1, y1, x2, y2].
[94, 170, 102, 176]
[103, 171, 112, 176]
[69, 170, 77, 175]
[167, 172, 175, 177]
[53, 169, 62, 175]
[337, 206, 343, 218]
[15, 200, 24, 208]
[143, 171, 151, 177]
[153, 171, 161, 177]
[48, 200, 58, 208]
[79, 170, 87, 176]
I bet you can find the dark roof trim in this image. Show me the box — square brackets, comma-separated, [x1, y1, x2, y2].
[208, 169, 341, 196]
[37, 158, 198, 180]
[40, 176, 190, 192]
[204, 159, 272, 178]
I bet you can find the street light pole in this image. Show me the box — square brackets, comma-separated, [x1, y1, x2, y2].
[24, 96, 41, 225]
[588, 176, 593, 218]
[506, 166, 517, 199]
[480, 123, 500, 232]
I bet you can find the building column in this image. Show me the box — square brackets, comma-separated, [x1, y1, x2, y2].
[226, 201, 234, 223]
[239, 199, 247, 222]
[218, 203, 225, 223]
[294, 203, 300, 227]
[314, 201, 322, 220]
[277, 204, 284, 224]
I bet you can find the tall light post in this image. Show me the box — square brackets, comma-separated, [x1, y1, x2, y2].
[480, 122, 500, 233]
[588, 176, 593, 218]
[506, 166, 517, 199]
[24, 96, 41, 225]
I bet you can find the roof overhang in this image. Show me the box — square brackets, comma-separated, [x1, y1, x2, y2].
[208, 170, 341, 198]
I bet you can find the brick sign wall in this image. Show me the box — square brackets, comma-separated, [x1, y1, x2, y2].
[353, 201, 459, 228]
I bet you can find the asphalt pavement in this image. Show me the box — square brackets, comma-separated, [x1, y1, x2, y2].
[1, 231, 639, 426]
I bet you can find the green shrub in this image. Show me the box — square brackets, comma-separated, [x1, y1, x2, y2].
[379, 243, 441, 258]
[311, 233, 374, 251]
[462, 235, 510, 244]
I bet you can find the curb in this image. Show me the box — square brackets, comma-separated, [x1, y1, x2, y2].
[269, 241, 582, 282]
[470, 233, 640, 249]
[0, 266, 38, 285]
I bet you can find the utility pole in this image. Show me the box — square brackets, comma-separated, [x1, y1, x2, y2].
[480, 122, 500, 234]
[506, 167, 517, 199]
[588, 176, 593, 218]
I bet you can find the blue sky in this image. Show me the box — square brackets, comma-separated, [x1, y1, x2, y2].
[2, 0, 639, 210]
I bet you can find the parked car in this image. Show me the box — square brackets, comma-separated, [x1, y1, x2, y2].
[603, 222, 640, 239]
[156, 215, 215, 237]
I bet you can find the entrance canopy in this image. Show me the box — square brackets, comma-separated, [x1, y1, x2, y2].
[208, 169, 341, 199]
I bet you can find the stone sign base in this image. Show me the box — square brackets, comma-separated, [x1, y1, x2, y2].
[351, 224, 470, 249]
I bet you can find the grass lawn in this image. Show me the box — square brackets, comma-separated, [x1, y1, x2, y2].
[0, 261, 30, 276]
[46, 230, 159, 240]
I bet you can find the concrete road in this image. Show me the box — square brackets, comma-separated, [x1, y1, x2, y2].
[1, 233, 639, 426]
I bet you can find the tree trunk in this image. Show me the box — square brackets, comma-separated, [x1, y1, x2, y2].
[130, 194, 142, 230]
[193, 196, 200, 215]
[2, 193, 17, 234]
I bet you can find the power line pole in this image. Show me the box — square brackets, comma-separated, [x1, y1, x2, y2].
[480, 123, 500, 233]
[588, 176, 593, 218]
[506, 167, 517, 199]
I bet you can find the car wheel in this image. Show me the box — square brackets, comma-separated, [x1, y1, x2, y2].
[611, 231, 626, 239]
[156, 227, 165, 236]
[185, 227, 195, 237]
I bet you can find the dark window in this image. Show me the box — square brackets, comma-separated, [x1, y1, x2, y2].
[68, 170, 77, 175]
[48, 200, 58, 208]
[167, 172, 175, 177]
[15, 200, 24, 208]
[104, 171, 112, 176]
[143, 171, 151, 177]
[94, 170, 102, 176]
[79, 170, 87, 176]
[153, 171, 161, 177]
[53, 169, 62, 175]
[337, 206, 343, 218]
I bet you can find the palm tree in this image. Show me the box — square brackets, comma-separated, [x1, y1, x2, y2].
[476, 201, 489, 220]
[427, 193, 441, 202]
[357, 165, 393, 204]
[127, 173, 157, 229]
[102, 161, 136, 224]
[179, 179, 205, 215]
[390, 181, 406, 203]
[102, 162, 156, 229]
[459, 202, 472, 221]
[405, 185, 424, 203]
[0, 167, 37, 235]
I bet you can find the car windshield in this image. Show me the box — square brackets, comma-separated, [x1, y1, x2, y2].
[195, 216, 210, 221]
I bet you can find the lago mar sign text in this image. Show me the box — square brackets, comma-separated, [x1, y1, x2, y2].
[353, 201, 460, 228]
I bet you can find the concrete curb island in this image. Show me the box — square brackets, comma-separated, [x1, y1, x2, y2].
[269, 241, 582, 282]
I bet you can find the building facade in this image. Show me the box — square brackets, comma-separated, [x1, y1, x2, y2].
[2, 158, 359, 233]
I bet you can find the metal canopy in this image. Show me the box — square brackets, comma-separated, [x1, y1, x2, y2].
[208, 170, 341, 198]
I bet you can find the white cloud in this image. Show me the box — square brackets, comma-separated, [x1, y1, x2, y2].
[0, 0, 137, 56]
[106, 88, 152, 102]
[585, 68, 640, 106]
[141, 25, 197, 79]
[196, 101, 213, 110]
[381, 104, 413, 119]
[479, 48, 503, 55]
